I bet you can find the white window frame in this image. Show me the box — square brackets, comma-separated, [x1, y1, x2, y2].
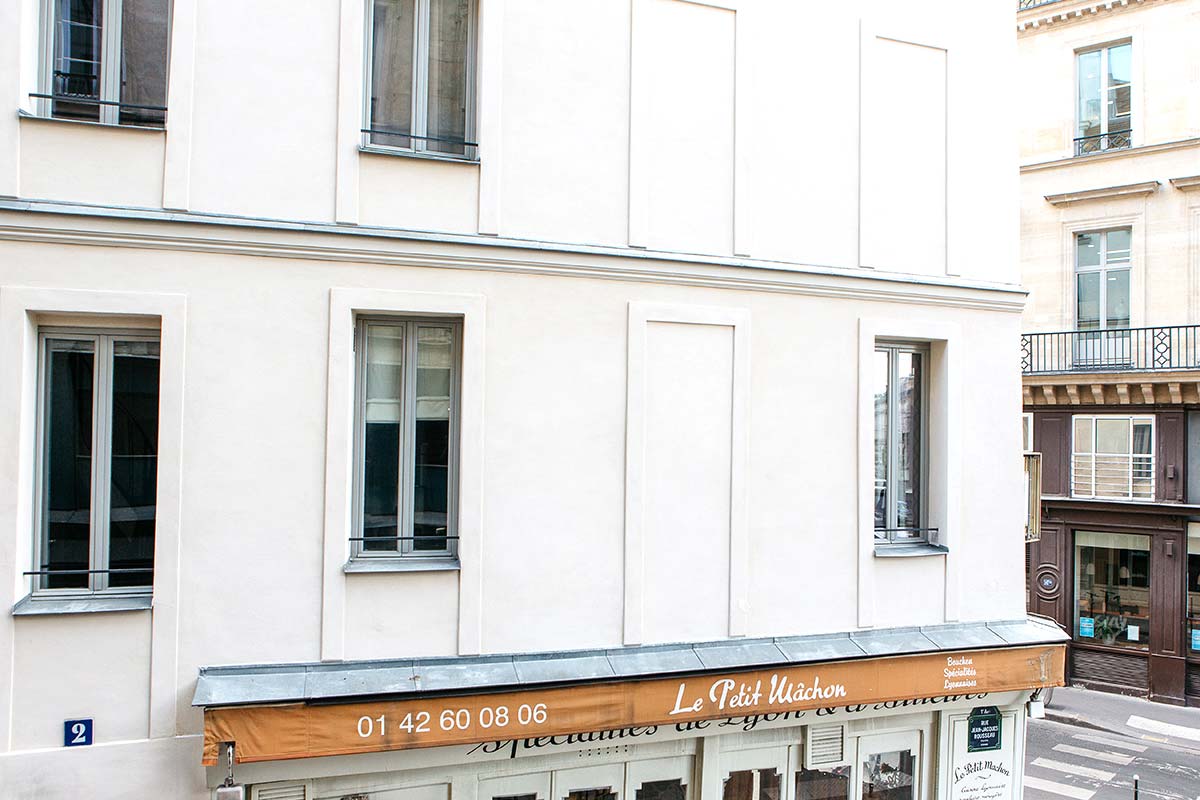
[1074, 228, 1132, 331]
[1071, 414, 1155, 501]
[874, 340, 931, 546]
[1075, 40, 1133, 154]
[1022, 412, 1034, 453]
[37, 0, 168, 126]
[351, 315, 462, 561]
[32, 327, 160, 597]
[362, 0, 479, 159]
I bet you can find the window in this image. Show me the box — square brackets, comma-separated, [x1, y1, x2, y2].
[1022, 413, 1034, 452]
[1075, 531, 1150, 650]
[1075, 229, 1131, 331]
[365, 0, 477, 159]
[39, 0, 170, 126]
[1071, 415, 1153, 500]
[873, 343, 929, 545]
[35, 330, 160, 594]
[1076, 42, 1131, 155]
[1188, 529, 1200, 655]
[354, 317, 459, 560]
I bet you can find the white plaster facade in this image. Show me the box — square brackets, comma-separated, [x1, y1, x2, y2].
[0, 1, 1036, 798]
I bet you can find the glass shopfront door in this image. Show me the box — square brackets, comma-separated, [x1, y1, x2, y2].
[858, 732, 920, 800]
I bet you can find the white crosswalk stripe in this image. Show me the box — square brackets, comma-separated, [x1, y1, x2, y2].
[1126, 714, 1200, 743]
[1072, 732, 1148, 753]
[1024, 774, 1097, 799]
[1052, 743, 1136, 765]
[1031, 757, 1116, 782]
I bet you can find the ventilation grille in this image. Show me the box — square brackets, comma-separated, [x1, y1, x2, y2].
[805, 724, 846, 767]
[251, 782, 310, 800]
[1186, 664, 1200, 698]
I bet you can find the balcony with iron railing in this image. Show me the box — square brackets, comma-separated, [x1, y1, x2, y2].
[1022, 325, 1200, 375]
[1017, 0, 1061, 9]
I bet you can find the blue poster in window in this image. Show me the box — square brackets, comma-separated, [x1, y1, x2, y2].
[63, 719, 92, 747]
[1192, 629, 1200, 651]
[1079, 617, 1095, 637]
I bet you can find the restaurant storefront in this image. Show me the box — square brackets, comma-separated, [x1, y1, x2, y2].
[197, 621, 1065, 800]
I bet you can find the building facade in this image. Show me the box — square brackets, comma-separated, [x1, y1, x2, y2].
[1017, 0, 1200, 705]
[0, 1, 1059, 798]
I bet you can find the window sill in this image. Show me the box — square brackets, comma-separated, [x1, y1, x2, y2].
[344, 557, 461, 574]
[359, 144, 479, 165]
[873, 542, 949, 558]
[12, 593, 152, 616]
[17, 109, 165, 133]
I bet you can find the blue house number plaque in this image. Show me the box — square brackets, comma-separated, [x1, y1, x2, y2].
[64, 719, 93, 747]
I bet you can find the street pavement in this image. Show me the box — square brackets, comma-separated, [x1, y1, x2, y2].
[1025, 686, 1200, 799]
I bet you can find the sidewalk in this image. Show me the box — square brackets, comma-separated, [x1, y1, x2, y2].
[1046, 686, 1200, 752]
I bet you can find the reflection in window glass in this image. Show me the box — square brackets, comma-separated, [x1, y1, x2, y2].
[636, 780, 685, 800]
[566, 790, 616, 800]
[414, 326, 452, 551]
[363, 323, 404, 551]
[1072, 415, 1153, 500]
[861, 750, 915, 800]
[107, 341, 160, 588]
[1075, 531, 1151, 650]
[796, 766, 850, 800]
[723, 769, 781, 800]
[874, 344, 927, 543]
[872, 349, 889, 530]
[1076, 42, 1132, 153]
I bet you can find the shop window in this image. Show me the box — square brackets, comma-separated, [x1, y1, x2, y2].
[1075, 531, 1150, 650]
[1071, 415, 1153, 501]
[873, 342, 930, 546]
[353, 317, 460, 560]
[723, 769, 781, 800]
[796, 767, 851, 800]
[861, 750, 915, 800]
[34, 330, 160, 595]
[635, 782, 685, 800]
[1188, 530, 1200, 655]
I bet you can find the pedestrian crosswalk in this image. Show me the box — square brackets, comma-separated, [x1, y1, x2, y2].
[1024, 731, 1143, 800]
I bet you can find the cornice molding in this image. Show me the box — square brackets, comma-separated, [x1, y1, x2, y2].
[0, 201, 1027, 313]
[1017, 0, 1164, 33]
[1021, 138, 1200, 174]
[1169, 175, 1200, 192]
[1044, 180, 1159, 206]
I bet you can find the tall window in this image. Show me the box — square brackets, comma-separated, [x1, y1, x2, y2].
[1075, 229, 1131, 331]
[36, 330, 160, 594]
[873, 343, 928, 545]
[42, 0, 170, 126]
[366, 0, 477, 159]
[1071, 415, 1153, 500]
[1076, 42, 1131, 155]
[354, 318, 459, 559]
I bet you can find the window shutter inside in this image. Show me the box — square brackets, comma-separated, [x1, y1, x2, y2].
[250, 783, 310, 800]
[805, 724, 846, 767]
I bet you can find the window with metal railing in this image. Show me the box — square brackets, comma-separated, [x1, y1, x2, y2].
[1075, 41, 1131, 156]
[36, 0, 170, 127]
[873, 342, 934, 546]
[364, 0, 478, 160]
[1071, 415, 1154, 501]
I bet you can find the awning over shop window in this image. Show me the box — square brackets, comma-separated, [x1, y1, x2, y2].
[196, 616, 1067, 765]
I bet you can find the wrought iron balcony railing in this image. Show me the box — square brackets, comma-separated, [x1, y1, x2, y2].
[1075, 130, 1131, 156]
[1018, 0, 1061, 9]
[1022, 325, 1200, 375]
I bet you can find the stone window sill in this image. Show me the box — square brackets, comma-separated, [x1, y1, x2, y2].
[343, 557, 461, 574]
[12, 593, 152, 616]
[873, 542, 949, 558]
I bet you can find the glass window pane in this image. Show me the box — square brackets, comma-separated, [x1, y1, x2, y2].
[107, 341, 159, 588]
[1075, 531, 1150, 650]
[363, 324, 404, 551]
[1076, 273, 1100, 330]
[1188, 534, 1200, 654]
[1095, 418, 1130, 454]
[873, 350, 890, 530]
[567, 790, 615, 800]
[1105, 229, 1131, 262]
[637, 780, 685, 800]
[796, 767, 850, 800]
[896, 352, 921, 532]
[1107, 43, 1132, 128]
[370, 0, 416, 148]
[1075, 232, 1102, 268]
[118, 0, 168, 126]
[42, 340, 95, 590]
[53, 0, 103, 121]
[427, 0, 471, 156]
[413, 326, 453, 551]
[724, 770, 781, 800]
[1132, 422, 1152, 454]
[1105, 269, 1130, 328]
[862, 750, 915, 800]
[1073, 417, 1093, 453]
[1076, 50, 1102, 140]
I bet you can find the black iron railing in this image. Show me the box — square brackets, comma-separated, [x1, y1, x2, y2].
[1022, 325, 1200, 375]
[1075, 130, 1131, 156]
[1018, 0, 1061, 9]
